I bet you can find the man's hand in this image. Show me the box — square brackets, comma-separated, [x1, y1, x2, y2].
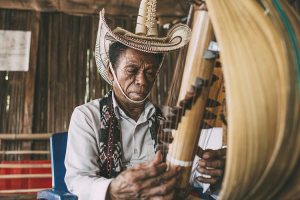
[108, 152, 181, 200]
[196, 147, 226, 186]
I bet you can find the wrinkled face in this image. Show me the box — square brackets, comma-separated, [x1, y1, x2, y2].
[112, 48, 160, 102]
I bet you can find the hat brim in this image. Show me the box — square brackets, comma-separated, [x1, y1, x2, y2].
[95, 9, 191, 85]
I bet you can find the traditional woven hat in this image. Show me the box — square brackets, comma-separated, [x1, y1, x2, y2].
[95, 0, 191, 85]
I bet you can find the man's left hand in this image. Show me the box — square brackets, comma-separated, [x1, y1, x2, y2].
[196, 147, 226, 186]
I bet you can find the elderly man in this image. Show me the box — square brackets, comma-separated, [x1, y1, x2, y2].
[65, 2, 225, 200]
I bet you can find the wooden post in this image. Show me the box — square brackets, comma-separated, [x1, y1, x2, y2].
[21, 12, 41, 159]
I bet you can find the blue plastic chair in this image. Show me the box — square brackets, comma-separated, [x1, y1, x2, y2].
[37, 132, 78, 200]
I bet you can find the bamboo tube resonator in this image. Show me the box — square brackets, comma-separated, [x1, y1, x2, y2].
[166, 4, 217, 197]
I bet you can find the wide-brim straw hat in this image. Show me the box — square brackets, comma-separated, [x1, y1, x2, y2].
[95, 0, 191, 85]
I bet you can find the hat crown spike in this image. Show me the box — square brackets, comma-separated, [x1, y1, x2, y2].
[135, 0, 158, 36]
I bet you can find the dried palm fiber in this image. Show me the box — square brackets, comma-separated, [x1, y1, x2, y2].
[275, 2, 300, 198]
[205, 0, 300, 199]
[165, 3, 217, 197]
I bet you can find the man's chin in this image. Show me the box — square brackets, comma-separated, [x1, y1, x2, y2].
[129, 93, 148, 101]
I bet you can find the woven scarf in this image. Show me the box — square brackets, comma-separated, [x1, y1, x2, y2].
[98, 91, 163, 178]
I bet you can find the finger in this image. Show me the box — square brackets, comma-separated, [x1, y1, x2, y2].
[196, 176, 220, 185]
[152, 151, 163, 165]
[196, 146, 204, 157]
[198, 158, 225, 169]
[161, 166, 181, 181]
[131, 160, 154, 169]
[130, 163, 167, 180]
[133, 167, 179, 193]
[137, 175, 164, 191]
[197, 166, 224, 177]
[150, 190, 175, 200]
[202, 148, 227, 160]
[141, 176, 177, 197]
[109, 177, 143, 199]
[133, 151, 163, 169]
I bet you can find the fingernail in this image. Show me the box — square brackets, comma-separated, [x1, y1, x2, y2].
[203, 153, 210, 159]
[176, 166, 181, 172]
[199, 168, 205, 173]
[199, 161, 206, 167]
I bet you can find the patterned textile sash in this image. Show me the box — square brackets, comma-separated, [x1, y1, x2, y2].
[98, 91, 163, 178]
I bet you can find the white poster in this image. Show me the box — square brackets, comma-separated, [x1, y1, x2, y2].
[0, 30, 31, 71]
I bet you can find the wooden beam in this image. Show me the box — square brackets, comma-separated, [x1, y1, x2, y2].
[0, 0, 187, 17]
[0, 163, 51, 168]
[0, 150, 50, 155]
[0, 174, 52, 179]
[0, 133, 52, 140]
[0, 189, 48, 194]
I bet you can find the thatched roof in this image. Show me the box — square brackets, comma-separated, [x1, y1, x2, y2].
[0, 0, 189, 16]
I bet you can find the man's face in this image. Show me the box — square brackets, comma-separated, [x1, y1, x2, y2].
[112, 48, 160, 102]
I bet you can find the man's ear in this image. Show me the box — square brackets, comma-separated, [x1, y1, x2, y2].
[107, 66, 114, 82]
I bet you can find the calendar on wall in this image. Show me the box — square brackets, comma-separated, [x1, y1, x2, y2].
[0, 30, 31, 71]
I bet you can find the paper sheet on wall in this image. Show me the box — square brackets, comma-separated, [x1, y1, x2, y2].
[0, 30, 31, 71]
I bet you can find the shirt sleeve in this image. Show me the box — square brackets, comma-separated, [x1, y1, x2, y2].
[65, 107, 113, 200]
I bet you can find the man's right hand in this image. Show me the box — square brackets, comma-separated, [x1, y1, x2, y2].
[108, 152, 181, 200]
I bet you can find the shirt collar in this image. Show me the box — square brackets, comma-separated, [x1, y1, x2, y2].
[112, 91, 156, 123]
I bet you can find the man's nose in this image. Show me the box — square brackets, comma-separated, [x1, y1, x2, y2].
[135, 71, 146, 86]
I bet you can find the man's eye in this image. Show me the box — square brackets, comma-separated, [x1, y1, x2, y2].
[127, 67, 138, 74]
[146, 70, 154, 76]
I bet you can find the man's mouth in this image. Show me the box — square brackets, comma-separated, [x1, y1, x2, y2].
[130, 91, 147, 98]
[133, 92, 145, 95]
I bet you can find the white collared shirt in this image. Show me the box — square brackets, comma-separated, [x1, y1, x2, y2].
[112, 93, 156, 168]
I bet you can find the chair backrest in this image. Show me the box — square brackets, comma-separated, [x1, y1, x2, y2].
[50, 132, 69, 192]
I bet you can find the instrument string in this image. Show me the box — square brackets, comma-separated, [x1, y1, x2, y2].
[159, 2, 195, 161]
[205, 66, 224, 150]
[191, 60, 225, 188]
